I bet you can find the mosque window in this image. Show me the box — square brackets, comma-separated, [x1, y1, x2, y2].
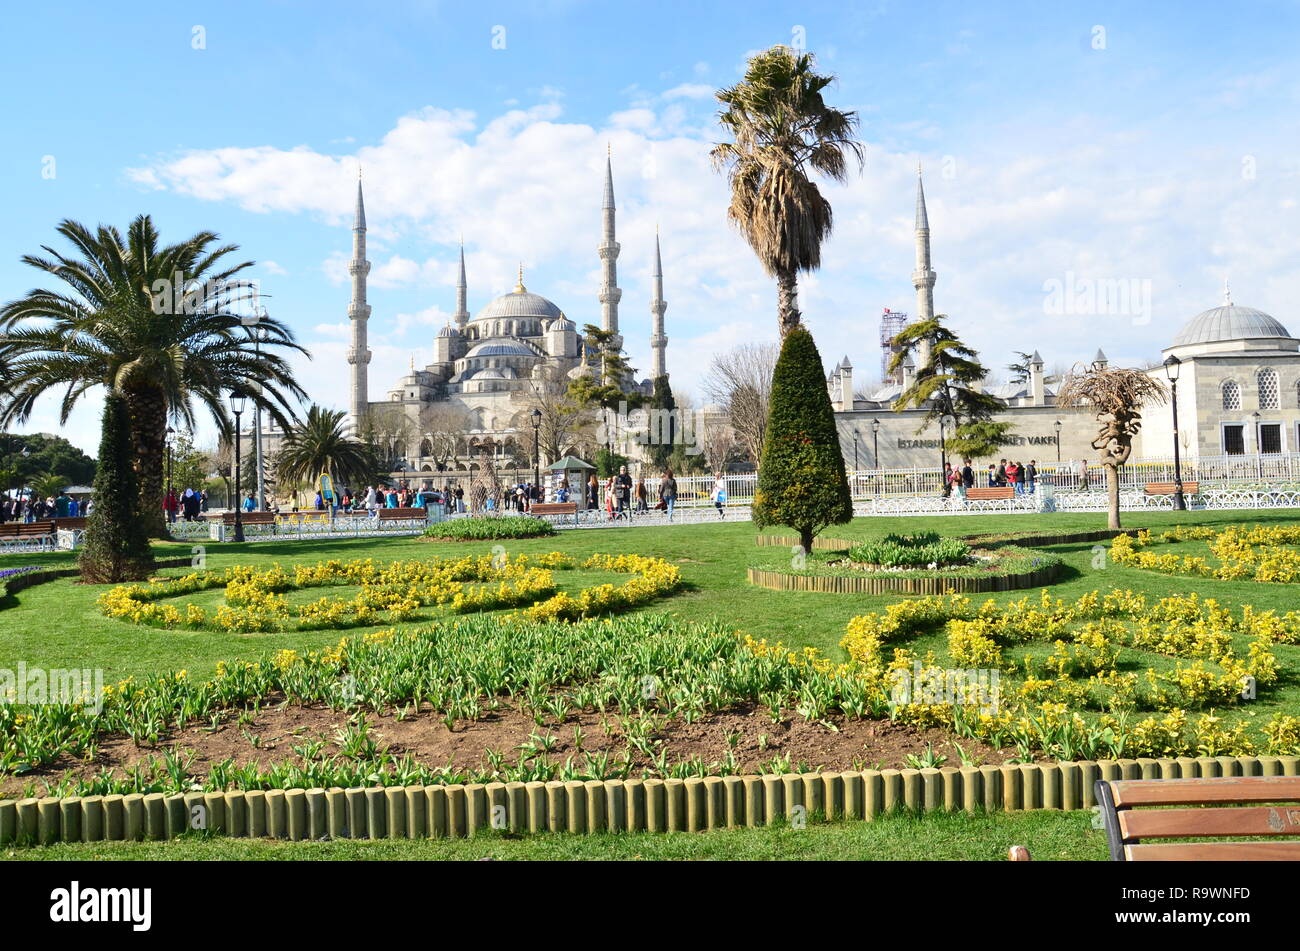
[1258, 369, 1279, 410]
[1221, 380, 1240, 411]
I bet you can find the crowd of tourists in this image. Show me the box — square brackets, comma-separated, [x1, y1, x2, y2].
[0, 489, 91, 523]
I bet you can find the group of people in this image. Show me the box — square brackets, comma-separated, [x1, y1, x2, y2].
[163, 487, 208, 521]
[574, 468, 727, 522]
[942, 459, 1040, 497]
[0, 490, 89, 522]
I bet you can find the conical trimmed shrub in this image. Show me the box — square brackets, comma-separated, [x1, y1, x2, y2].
[79, 390, 155, 582]
[752, 326, 852, 551]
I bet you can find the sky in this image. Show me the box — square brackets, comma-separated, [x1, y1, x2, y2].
[2, 0, 1299, 454]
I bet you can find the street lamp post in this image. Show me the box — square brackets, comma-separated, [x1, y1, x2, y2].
[240, 309, 269, 511]
[229, 389, 247, 542]
[870, 418, 881, 496]
[1163, 356, 1186, 511]
[1054, 419, 1062, 463]
[531, 409, 542, 497]
[165, 426, 174, 494]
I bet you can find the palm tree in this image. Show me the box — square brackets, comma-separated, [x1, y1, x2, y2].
[0, 216, 307, 536]
[1057, 364, 1167, 530]
[711, 45, 864, 337]
[274, 405, 374, 504]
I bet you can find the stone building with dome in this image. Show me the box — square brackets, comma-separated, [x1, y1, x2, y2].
[344, 157, 668, 473]
[827, 169, 1300, 470]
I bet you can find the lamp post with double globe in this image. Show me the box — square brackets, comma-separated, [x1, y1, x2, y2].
[531, 408, 542, 495]
[1163, 355, 1186, 511]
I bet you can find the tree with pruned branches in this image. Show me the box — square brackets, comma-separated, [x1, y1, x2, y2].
[1056, 364, 1167, 530]
[702, 341, 777, 466]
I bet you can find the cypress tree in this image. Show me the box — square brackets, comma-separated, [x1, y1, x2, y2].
[80, 390, 155, 583]
[752, 326, 852, 551]
[646, 374, 677, 470]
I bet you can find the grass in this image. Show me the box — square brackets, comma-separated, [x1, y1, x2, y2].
[2, 506, 1297, 860]
[0, 808, 1106, 861]
[3, 508, 1299, 683]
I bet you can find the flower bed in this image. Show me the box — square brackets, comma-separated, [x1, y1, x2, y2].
[838, 588, 1300, 759]
[749, 547, 1064, 594]
[97, 552, 681, 633]
[1110, 525, 1300, 583]
[422, 515, 556, 541]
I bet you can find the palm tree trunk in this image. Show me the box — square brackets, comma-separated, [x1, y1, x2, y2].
[776, 267, 801, 337]
[1106, 464, 1121, 530]
[124, 386, 170, 539]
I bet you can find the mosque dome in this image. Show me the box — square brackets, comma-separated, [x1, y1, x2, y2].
[473, 269, 564, 323]
[465, 337, 537, 359]
[1171, 304, 1292, 348]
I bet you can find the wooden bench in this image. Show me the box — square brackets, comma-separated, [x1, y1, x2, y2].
[220, 512, 277, 526]
[0, 520, 56, 537]
[966, 486, 1016, 501]
[377, 507, 429, 521]
[52, 517, 87, 531]
[530, 502, 577, 517]
[1145, 481, 1199, 497]
[1093, 777, 1300, 861]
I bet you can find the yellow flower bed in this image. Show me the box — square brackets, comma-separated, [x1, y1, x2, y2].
[833, 586, 1296, 758]
[99, 551, 680, 633]
[1111, 524, 1300, 588]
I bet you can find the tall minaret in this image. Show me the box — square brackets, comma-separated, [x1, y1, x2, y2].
[347, 174, 372, 433]
[912, 164, 936, 368]
[649, 229, 668, 380]
[453, 239, 470, 331]
[598, 148, 623, 350]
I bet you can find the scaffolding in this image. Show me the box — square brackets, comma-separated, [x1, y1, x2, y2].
[880, 308, 908, 384]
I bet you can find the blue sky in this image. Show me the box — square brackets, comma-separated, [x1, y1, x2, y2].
[3, 0, 1299, 452]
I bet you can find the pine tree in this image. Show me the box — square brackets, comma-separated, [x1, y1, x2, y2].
[646, 375, 677, 470]
[752, 327, 852, 551]
[79, 391, 155, 583]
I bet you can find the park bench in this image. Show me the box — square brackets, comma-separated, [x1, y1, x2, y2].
[220, 512, 277, 526]
[1094, 776, 1300, 861]
[1009, 776, 1300, 861]
[377, 507, 429, 521]
[966, 486, 1016, 501]
[52, 517, 87, 531]
[0, 521, 56, 538]
[1144, 481, 1199, 497]
[530, 502, 578, 517]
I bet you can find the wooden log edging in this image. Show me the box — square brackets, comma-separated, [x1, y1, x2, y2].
[1, 557, 194, 600]
[754, 535, 853, 551]
[2, 756, 1296, 846]
[747, 560, 1063, 595]
[961, 529, 1122, 548]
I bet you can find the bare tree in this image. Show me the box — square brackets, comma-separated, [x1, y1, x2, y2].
[518, 379, 598, 463]
[699, 417, 740, 473]
[420, 404, 471, 471]
[1057, 364, 1167, 529]
[702, 342, 778, 464]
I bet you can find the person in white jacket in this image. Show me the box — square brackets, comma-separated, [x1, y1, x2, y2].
[711, 474, 727, 519]
[364, 485, 378, 518]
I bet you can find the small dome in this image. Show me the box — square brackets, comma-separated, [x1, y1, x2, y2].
[465, 337, 537, 359]
[567, 361, 595, 381]
[437, 324, 459, 338]
[547, 315, 576, 332]
[1171, 304, 1292, 347]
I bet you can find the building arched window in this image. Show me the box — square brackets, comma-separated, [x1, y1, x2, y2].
[419, 439, 432, 457]
[1258, 368, 1279, 409]
[1295, 379, 1300, 409]
[1222, 380, 1241, 410]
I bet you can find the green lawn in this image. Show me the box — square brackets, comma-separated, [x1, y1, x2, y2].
[2, 807, 1105, 861]
[2, 507, 1297, 861]
[3, 508, 1299, 683]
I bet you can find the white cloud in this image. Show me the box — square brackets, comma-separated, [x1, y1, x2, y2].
[662, 83, 713, 100]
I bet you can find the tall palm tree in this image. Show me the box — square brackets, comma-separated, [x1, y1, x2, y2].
[274, 405, 374, 503]
[711, 45, 864, 337]
[0, 216, 307, 536]
[1057, 365, 1167, 530]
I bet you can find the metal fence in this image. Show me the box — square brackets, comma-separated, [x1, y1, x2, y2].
[631, 453, 1300, 504]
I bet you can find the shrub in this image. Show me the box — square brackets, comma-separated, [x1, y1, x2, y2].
[422, 515, 557, 541]
[850, 536, 970, 568]
[751, 327, 852, 550]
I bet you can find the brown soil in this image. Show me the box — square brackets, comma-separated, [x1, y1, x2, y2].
[4, 700, 1012, 795]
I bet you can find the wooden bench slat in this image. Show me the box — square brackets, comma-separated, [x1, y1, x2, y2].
[531, 503, 577, 515]
[1120, 804, 1300, 840]
[966, 487, 1016, 500]
[1144, 481, 1199, 495]
[377, 508, 428, 519]
[1111, 777, 1300, 806]
[1125, 841, 1300, 861]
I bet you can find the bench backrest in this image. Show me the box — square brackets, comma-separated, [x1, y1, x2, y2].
[531, 503, 577, 515]
[1095, 777, 1300, 861]
[377, 507, 429, 519]
[221, 512, 276, 524]
[1144, 481, 1199, 495]
[0, 521, 56, 536]
[966, 487, 1016, 500]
